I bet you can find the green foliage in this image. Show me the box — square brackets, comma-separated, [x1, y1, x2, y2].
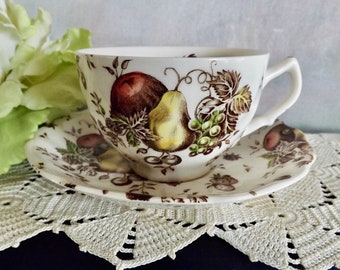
[0, 0, 92, 173]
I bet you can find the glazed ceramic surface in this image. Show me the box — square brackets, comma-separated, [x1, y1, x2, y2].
[25, 110, 315, 205]
[75, 47, 302, 181]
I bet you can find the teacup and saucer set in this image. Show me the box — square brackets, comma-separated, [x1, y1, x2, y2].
[25, 47, 315, 206]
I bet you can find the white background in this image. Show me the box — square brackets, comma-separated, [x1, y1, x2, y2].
[16, 0, 340, 132]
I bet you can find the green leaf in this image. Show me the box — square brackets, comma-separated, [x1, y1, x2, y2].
[56, 148, 71, 155]
[66, 139, 79, 153]
[261, 152, 277, 159]
[0, 80, 23, 117]
[14, 50, 62, 84]
[56, 139, 80, 155]
[0, 0, 92, 174]
[261, 152, 279, 168]
[0, 2, 21, 78]
[23, 8, 51, 48]
[46, 28, 92, 63]
[126, 130, 139, 147]
[0, 25, 20, 79]
[21, 64, 86, 112]
[6, 43, 35, 72]
[4, 0, 31, 34]
[0, 106, 49, 174]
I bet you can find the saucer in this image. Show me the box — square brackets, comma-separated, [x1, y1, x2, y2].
[25, 110, 315, 205]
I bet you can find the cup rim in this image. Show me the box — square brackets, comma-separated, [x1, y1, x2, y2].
[76, 46, 269, 58]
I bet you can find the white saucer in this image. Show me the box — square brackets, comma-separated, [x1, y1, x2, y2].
[25, 110, 315, 205]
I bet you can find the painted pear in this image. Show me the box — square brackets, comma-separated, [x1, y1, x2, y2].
[148, 90, 195, 152]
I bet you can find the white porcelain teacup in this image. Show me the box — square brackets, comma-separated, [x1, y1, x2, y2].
[76, 47, 302, 182]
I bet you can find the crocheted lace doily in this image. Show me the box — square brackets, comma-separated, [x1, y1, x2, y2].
[0, 134, 339, 270]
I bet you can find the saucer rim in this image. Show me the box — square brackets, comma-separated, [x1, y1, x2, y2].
[25, 110, 316, 206]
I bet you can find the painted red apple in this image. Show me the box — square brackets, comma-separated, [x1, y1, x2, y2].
[110, 72, 168, 117]
[76, 133, 105, 148]
[263, 124, 295, 150]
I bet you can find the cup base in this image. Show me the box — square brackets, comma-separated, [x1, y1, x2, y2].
[129, 161, 213, 183]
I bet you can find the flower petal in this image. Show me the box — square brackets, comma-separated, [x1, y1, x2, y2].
[0, 106, 49, 174]
[0, 80, 23, 117]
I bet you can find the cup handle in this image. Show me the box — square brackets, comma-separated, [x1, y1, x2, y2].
[243, 57, 302, 136]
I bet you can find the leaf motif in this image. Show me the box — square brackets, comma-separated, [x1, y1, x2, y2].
[80, 71, 87, 89]
[209, 70, 241, 100]
[121, 59, 131, 70]
[56, 148, 70, 155]
[112, 57, 119, 69]
[86, 57, 96, 69]
[261, 152, 279, 168]
[230, 85, 252, 114]
[134, 126, 154, 142]
[224, 106, 238, 134]
[100, 106, 106, 116]
[261, 152, 277, 159]
[126, 109, 154, 142]
[103, 66, 115, 75]
[196, 97, 223, 119]
[65, 139, 79, 153]
[186, 53, 197, 57]
[275, 175, 291, 181]
[128, 108, 149, 128]
[126, 130, 140, 147]
[200, 196, 208, 202]
[267, 158, 279, 168]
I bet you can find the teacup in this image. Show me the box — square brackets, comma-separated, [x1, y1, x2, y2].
[75, 47, 302, 182]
